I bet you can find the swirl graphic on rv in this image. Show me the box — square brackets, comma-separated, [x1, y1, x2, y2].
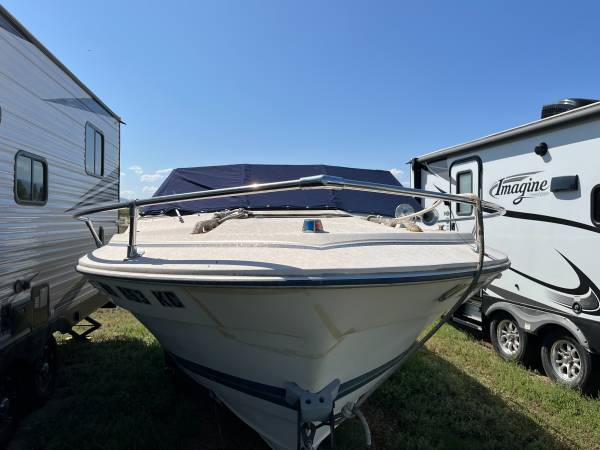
[510, 251, 600, 315]
[489, 171, 550, 205]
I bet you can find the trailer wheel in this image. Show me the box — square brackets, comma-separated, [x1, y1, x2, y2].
[26, 335, 57, 407]
[164, 351, 209, 395]
[0, 373, 18, 448]
[489, 315, 532, 363]
[540, 331, 595, 392]
[164, 351, 187, 388]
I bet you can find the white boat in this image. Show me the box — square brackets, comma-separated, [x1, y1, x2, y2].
[74, 175, 508, 449]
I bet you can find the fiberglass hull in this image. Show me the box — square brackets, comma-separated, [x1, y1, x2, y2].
[76, 210, 509, 448]
[84, 267, 505, 449]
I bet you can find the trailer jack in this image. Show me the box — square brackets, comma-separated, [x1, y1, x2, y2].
[67, 316, 101, 340]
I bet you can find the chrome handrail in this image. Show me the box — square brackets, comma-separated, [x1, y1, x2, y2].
[73, 174, 505, 259]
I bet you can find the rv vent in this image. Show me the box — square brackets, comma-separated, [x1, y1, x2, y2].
[541, 98, 598, 119]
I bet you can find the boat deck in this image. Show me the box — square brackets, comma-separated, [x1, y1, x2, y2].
[79, 211, 508, 280]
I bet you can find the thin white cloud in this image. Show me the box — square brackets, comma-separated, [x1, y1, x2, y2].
[120, 172, 126, 177]
[120, 190, 136, 199]
[140, 168, 173, 183]
[389, 168, 404, 180]
[129, 165, 143, 176]
[142, 186, 158, 194]
[389, 168, 410, 186]
[140, 173, 163, 183]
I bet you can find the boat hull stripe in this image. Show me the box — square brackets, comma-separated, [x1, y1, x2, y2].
[168, 347, 411, 409]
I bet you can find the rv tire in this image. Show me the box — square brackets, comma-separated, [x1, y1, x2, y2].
[490, 314, 533, 364]
[0, 373, 19, 448]
[540, 332, 595, 393]
[24, 335, 57, 408]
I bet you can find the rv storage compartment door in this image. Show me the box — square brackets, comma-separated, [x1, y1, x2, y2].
[9, 285, 50, 335]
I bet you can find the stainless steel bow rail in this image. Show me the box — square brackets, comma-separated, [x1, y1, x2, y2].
[74, 174, 505, 259]
[74, 174, 506, 450]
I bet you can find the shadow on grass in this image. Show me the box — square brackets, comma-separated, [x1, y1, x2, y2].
[448, 322, 559, 389]
[10, 336, 268, 450]
[326, 348, 574, 450]
[11, 336, 573, 450]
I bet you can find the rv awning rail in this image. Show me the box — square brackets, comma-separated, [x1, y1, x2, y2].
[73, 174, 505, 259]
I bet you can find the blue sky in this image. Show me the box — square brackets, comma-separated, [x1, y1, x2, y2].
[4, 1, 600, 197]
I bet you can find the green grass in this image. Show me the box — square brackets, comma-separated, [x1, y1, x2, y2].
[9, 308, 600, 450]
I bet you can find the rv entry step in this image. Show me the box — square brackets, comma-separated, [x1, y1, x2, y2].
[452, 297, 483, 331]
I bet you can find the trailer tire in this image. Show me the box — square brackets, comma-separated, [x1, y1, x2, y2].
[540, 331, 595, 393]
[164, 351, 188, 388]
[490, 314, 533, 364]
[25, 335, 57, 408]
[164, 351, 210, 396]
[0, 373, 18, 448]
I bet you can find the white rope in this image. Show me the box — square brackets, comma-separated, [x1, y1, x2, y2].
[342, 403, 372, 448]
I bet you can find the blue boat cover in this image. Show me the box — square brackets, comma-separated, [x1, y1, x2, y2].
[141, 164, 419, 217]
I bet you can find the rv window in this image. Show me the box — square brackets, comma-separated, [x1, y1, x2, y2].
[14, 152, 47, 205]
[85, 123, 104, 177]
[592, 185, 600, 227]
[456, 170, 473, 216]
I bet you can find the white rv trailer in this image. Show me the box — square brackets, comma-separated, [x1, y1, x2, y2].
[0, 5, 121, 439]
[411, 98, 600, 392]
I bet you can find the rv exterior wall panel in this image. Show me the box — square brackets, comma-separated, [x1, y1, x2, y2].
[415, 115, 600, 351]
[0, 13, 120, 346]
[415, 102, 600, 164]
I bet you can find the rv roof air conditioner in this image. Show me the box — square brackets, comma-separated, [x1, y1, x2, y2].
[541, 98, 599, 119]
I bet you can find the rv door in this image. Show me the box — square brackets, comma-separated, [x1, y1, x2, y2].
[450, 157, 482, 220]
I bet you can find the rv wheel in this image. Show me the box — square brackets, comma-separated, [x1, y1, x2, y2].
[26, 335, 57, 407]
[490, 315, 531, 363]
[0, 373, 18, 448]
[540, 332, 594, 392]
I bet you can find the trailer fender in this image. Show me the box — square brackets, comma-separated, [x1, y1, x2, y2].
[484, 301, 592, 352]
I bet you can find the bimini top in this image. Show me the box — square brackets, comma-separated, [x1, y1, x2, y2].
[141, 164, 419, 217]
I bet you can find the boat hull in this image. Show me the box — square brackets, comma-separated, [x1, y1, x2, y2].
[87, 270, 502, 449]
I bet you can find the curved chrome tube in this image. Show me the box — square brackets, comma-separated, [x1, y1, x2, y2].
[73, 174, 505, 259]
